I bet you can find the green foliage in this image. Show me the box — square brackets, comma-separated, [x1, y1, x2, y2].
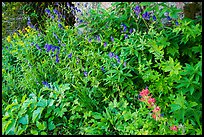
[2, 2, 202, 135]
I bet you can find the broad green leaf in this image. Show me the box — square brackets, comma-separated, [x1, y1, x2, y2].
[37, 98, 47, 107]
[5, 119, 16, 135]
[18, 114, 29, 125]
[189, 102, 198, 108]
[48, 99, 55, 107]
[170, 104, 181, 112]
[36, 121, 46, 131]
[32, 107, 44, 123]
[189, 86, 194, 95]
[31, 129, 38, 135]
[48, 121, 55, 130]
[41, 131, 47, 135]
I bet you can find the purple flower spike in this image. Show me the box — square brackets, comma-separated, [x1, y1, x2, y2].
[109, 52, 114, 58]
[56, 54, 59, 63]
[46, 45, 52, 52]
[142, 12, 150, 20]
[153, 15, 157, 21]
[68, 53, 72, 58]
[125, 34, 128, 39]
[101, 66, 105, 73]
[36, 44, 41, 51]
[104, 42, 107, 47]
[84, 71, 88, 77]
[96, 35, 101, 42]
[129, 28, 133, 34]
[134, 5, 141, 16]
[175, 21, 179, 26]
[124, 61, 127, 67]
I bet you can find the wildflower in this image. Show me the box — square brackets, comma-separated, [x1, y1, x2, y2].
[6, 35, 11, 43]
[138, 94, 142, 100]
[152, 113, 157, 120]
[67, 2, 70, 7]
[96, 35, 101, 42]
[152, 106, 160, 113]
[170, 125, 178, 131]
[108, 52, 114, 58]
[42, 81, 51, 88]
[160, 113, 164, 117]
[84, 71, 88, 77]
[79, 20, 83, 23]
[45, 9, 51, 15]
[121, 23, 127, 32]
[68, 53, 72, 58]
[53, 9, 59, 15]
[152, 15, 157, 21]
[101, 66, 105, 73]
[139, 88, 149, 97]
[110, 36, 114, 42]
[46, 44, 52, 52]
[27, 17, 34, 28]
[142, 12, 150, 20]
[36, 44, 41, 51]
[175, 21, 179, 26]
[104, 42, 107, 47]
[148, 98, 156, 105]
[134, 5, 141, 17]
[88, 38, 92, 43]
[167, 16, 171, 21]
[58, 24, 63, 29]
[124, 34, 128, 39]
[56, 54, 59, 63]
[51, 46, 56, 52]
[164, 12, 169, 17]
[129, 28, 133, 34]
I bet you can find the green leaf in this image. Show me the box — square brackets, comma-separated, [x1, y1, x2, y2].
[170, 104, 181, 112]
[48, 121, 55, 130]
[18, 114, 29, 125]
[37, 98, 47, 107]
[92, 112, 103, 119]
[32, 107, 44, 123]
[5, 119, 16, 135]
[189, 86, 194, 95]
[31, 129, 38, 135]
[41, 131, 47, 135]
[189, 102, 198, 108]
[36, 121, 46, 131]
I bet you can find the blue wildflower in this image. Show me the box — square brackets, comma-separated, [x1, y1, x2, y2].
[56, 54, 59, 63]
[152, 15, 157, 21]
[88, 38, 92, 43]
[68, 53, 72, 58]
[96, 35, 101, 42]
[160, 113, 164, 117]
[42, 81, 51, 88]
[108, 52, 114, 58]
[124, 34, 128, 39]
[101, 66, 105, 73]
[175, 21, 179, 26]
[58, 24, 63, 29]
[122, 23, 127, 32]
[36, 44, 41, 51]
[104, 42, 107, 47]
[67, 2, 70, 7]
[84, 71, 88, 77]
[110, 36, 114, 42]
[142, 12, 150, 20]
[51, 46, 56, 52]
[167, 16, 171, 21]
[134, 5, 141, 17]
[79, 20, 83, 23]
[129, 28, 133, 34]
[45, 9, 51, 15]
[53, 9, 59, 15]
[46, 44, 52, 52]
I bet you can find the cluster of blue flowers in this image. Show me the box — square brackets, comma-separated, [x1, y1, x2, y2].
[42, 81, 51, 88]
[44, 44, 60, 63]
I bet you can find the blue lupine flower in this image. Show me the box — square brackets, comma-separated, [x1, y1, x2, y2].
[51, 15, 55, 19]
[56, 54, 59, 63]
[160, 113, 164, 117]
[58, 24, 63, 29]
[134, 5, 141, 16]
[53, 9, 59, 15]
[42, 81, 51, 88]
[84, 71, 88, 77]
[27, 17, 34, 28]
[96, 35, 101, 42]
[45, 9, 51, 15]
[175, 21, 179, 26]
[153, 15, 157, 21]
[46, 44, 52, 52]
[129, 28, 133, 34]
[54, 2, 59, 6]
[79, 20, 83, 23]
[51, 46, 56, 52]
[101, 66, 105, 73]
[30, 42, 34, 46]
[104, 42, 107, 47]
[124, 34, 128, 39]
[142, 12, 150, 20]
[167, 16, 171, 21]
[109, 52, 114, 58]
[122, 24, 127, 32]
[36, 44, 41, 51]
[164, 12, 169, 17]
[110, 36, 114, 42]
[68, 53, 72, 58]
[88, 38, 92, 43]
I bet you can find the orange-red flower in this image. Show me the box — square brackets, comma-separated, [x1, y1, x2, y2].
[153, 106, 160, 113]
[170, 125, 178, 131]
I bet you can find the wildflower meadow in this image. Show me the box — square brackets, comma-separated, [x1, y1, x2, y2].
[2, 2, 202, 135]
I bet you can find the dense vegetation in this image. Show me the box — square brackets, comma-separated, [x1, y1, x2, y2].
[2, 2, 202, 135]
